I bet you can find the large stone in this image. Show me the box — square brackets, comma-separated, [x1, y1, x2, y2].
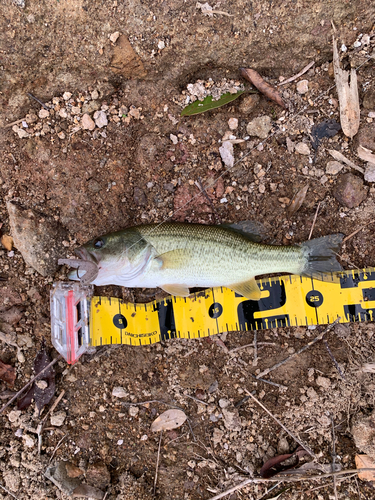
[332, 173, 368, 208]
[6, 201, 69, 276]
[352, 411, 375, 459]
[110, 35, 147, 79]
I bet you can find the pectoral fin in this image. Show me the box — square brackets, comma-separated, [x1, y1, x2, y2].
[161, 284, 191, 297]
[155, 249, 193, 270]
[231, 278, 261, 300]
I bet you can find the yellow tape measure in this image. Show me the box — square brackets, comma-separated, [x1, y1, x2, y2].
[88, 268, 375, 348]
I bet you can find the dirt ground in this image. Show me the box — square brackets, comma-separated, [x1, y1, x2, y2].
[1, 5, 375, 500]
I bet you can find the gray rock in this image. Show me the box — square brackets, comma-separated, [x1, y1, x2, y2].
[295, 142, 311, 155]
[222, 408, 242, 431]
[45, 461, 82, 495]
[50, 411, 66, 426]
[239, 94, 260, 114]
[333, 173, 368, 208]
[81, 113, 96, 130]
[6, 201, 69, 276]
[326, 160, 344, 175]
[356, 123, 375, 151]
[246, 116, 272, 139]
[351, 411, 375, 459]
[363, 88, 375, 110]
[82, 100, 101, 114]
[296, 79, 309, 94]
[364, 163, 375, 182]
[133, 187, 147, 206]
[93, 110, 108, 128]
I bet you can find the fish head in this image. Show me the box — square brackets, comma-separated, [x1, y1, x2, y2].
[70, 229, 152, 286]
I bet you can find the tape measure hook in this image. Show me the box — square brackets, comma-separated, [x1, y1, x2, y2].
[50, 282, 93, 364]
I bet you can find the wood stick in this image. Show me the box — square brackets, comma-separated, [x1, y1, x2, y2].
[256, 319, 340, 379]
[278, 61, 315, 86]
[153, 430, 163, 497]
[245, 390, 316, 458]
[207, 469, 375, 500]
[308, 201, 321, 240]
[0, 355, 62, 414]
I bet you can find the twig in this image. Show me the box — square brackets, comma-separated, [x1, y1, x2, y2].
[0, 355, 63, 414]
[49, 433, 68, 464]
[329, 412, 338, 500]
[308, 201, 321, 240]
[37, 390, 66, 454]
[229, 342, 276, 354]
[153, 430, 163, 497]
[122, 400, 181, 408]
[185, 394, 208, 405]
[256, 318, 341, 379]
[3, 118, 28, 128]
[250, 373, 287, 390]
[322, 338, 346, 380]
[196, 178, 222, 224]
[342, 220, 375, 243]
[207, 469, 375, 500]
[253, 331, 258, 366]
[244, 389, 316, 458]
[0, 483, 19, 499]
[278, 61, 315, 86]
[27, 92, 50, 110]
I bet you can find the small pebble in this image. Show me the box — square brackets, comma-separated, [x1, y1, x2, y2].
[158, 40, 165, 50]
[112, 386, 128, 398]
[129, 406, 139, 417]
[364, 163, 375, 182]
[91, 89, 99, 100]
[296, 79, 309, 94]
[93, 110, 108, 128]
[50, 411, 66, 427]
[170, 134, 178, 144]
[38, 109, 49, 119]
[228, 118, 238, 130]
[110, 31, 120, 43]
[326, 160, 344, 175]
[81, 113, 96, 131]
[246, 115, 272, 139]
[57, 131, 66, 140]
[59, 108, 68, 118]
[12, 125, 29, 139]
[63, 92, 72, 101]
[295, 142, 310, 155]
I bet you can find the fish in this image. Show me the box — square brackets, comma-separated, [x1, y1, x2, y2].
[67, 222, 344, 300]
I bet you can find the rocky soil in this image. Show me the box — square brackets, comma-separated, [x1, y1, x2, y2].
[1, 1, 375, 499]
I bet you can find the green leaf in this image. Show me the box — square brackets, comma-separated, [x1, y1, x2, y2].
[181, 90, 245, 117]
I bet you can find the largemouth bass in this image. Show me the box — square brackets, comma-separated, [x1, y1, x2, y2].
[67, 222, 343, 300]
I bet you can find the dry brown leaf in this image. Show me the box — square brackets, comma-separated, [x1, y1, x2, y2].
[0, 234, 13, 251]
[240, 68, 286, 108]
[355, 454, 375, 483]
[151, 409, 187, 432]
[332, 35, 360, 139]
[358, 145, 375, 166]
[0, 359, 16, 387]
[328, 149, 364, 174]
[287, 185, 309, 216]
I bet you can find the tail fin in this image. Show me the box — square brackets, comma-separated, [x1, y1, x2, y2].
[301, 234, 344, 281]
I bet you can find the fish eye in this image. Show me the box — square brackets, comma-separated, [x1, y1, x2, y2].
[93, 238, 104, 249]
